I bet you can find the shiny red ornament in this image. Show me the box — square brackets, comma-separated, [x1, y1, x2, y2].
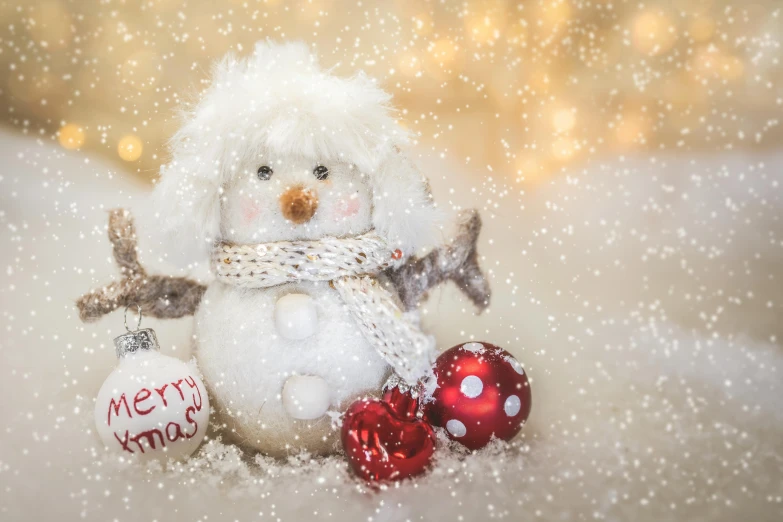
[423, 342, 531, 450]
[341, 384, 436, 482]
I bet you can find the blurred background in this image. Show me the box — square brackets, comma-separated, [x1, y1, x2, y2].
[1, 0, 781, 184]
[2, 2, 783, 520]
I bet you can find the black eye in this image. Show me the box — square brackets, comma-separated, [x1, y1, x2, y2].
[257, 165, 273, 180]
[313, 165, 329, 180]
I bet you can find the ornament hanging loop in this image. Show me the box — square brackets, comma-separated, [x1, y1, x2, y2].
[124, 304, 142, 333]
[114, 305, 158, 358]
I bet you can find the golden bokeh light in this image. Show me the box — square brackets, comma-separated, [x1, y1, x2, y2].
[118, 135, 144, 162]
[690, 46, 745, 82]
[464, 13, 505, 44]
[615, 111, 651, 146]
[552, 108, 576, 133]
[515, 153, 548, 183]
[58, 124, 85, 150]
[0, 0, 777, 185]
[632, 9, 677, 56]
[538, 1, 572, 31]
[428, 38, 459, 65]
[689, 16, 716, 43]
[529, 68, 552, 93]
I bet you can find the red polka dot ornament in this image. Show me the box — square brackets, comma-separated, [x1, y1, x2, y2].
[423, 342, 531, 450]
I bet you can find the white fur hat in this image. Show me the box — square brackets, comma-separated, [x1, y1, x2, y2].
[154, 40, 440, 253]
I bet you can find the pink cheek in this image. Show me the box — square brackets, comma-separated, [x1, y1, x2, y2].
[335, 197, 361, 219]
[240, 196, 262, 224]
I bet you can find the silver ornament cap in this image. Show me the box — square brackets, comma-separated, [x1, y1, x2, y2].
[113, 305, 160, 358]
[114, 328, 160, 358]
[382, 373, 419, 398]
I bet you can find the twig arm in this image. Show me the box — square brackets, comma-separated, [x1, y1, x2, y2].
[388, 209, 491, 312]
[75, 209, 207, 323]
[108, 209, 143, 274]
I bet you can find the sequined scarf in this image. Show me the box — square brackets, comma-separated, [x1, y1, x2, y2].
[213, 233, 435, 385]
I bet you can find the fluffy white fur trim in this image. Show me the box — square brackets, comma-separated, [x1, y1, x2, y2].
[154, 41, 439, 252]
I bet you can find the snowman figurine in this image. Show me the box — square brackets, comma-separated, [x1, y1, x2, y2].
[78, 41, 490, 457]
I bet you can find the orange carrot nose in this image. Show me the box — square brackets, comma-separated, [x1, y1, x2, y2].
[280, 185, 318, 224]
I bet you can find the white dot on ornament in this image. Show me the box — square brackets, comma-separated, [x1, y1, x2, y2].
[506, 356, 525, 375]
[504, 395, 521, 417]
[446, 419, 467, 437]
[460, 375, 484, 398]
[461, 342, 485, 353]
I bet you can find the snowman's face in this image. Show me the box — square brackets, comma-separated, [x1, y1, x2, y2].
[221, 154, 374, 244]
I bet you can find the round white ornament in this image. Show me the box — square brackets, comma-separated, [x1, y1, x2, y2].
[274, 293, 318, 340]
[94, 309, 209, 461]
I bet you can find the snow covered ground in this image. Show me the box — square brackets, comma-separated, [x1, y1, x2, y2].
[1, 129, 782, 521]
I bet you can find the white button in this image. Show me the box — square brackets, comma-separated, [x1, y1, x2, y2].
[282, 375, 330, 420]
[274, 293, 318, 340]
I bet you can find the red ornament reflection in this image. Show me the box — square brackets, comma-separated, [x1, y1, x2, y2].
[341, 386, 435, 482]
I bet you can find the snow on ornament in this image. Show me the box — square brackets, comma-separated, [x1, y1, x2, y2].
[423, 342, 531, 450]
[94, 306, 210, 460]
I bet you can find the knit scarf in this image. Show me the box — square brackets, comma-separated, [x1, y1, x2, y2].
[212, 232, 436, 385]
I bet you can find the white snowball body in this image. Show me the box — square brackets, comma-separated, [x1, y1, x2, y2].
[282, 374, 331, 420]
[152, 42, 448, 458]
[94, 350, 209, 461]
[274, 293, 318, 340]
[194, 282, 390, 456]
